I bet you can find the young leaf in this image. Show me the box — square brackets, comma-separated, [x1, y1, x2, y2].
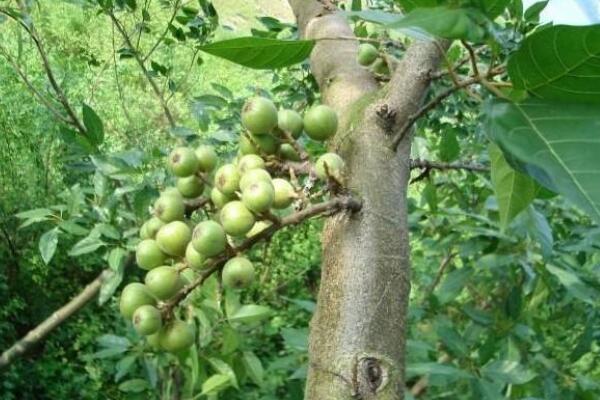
[207, 358, 238, 389]
[228, 305, 271, 324]
[489, 144, 537, 229]
[198, 37, 315, 69]
[199, 374, 230, 396]
[39, 228, 59, 264]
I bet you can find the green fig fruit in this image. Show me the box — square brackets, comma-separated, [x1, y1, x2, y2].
[239, 168, 272, 192]
[272, 178, 296, 209]
[242, 180, 275, 213]
[119, 283, 156, 319]
[241, 97, 278, 135]
[185, 242, 206, 270]
[144, 266, 183, 300]
[176, 175, 205, 198]
[279, 143, 301, 161]
[154, 195, 185, 223]
[133, 305, 162, 336]
[357, 43, 378, 66]
[158, 320, 195, 353]
[145, 217, 165, 239]
[136, 239, 166, 270]
[168, 147, 199, 177]
[315, 153, 345, 181]
[238, 154, 265, 175]
[222, 256, 255, 289]
[277, 109, 303, 138]
[304, 105, 338, 141]
[192, 220, 226, 257]
[195, 145, 218, 172]
[214, 163, 240, 196]
[220, 201, 255, 237]
[156, 221, 192, 257]
[210, 187, 235, 209]
[239, 134, 279, 155]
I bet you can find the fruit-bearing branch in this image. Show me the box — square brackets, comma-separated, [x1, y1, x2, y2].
[162, 195, 362, 315]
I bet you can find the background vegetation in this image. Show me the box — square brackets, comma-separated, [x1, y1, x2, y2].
[0, 0, 599, 399]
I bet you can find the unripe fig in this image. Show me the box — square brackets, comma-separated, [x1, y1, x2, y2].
[357, 43, 378, 66]
[168, 147, 199, 177]
[140, 223, 150, 240]
[192, 220, 226, 257]
[144, 266, 183, 300]
[156, 221, 192, 257]
[241, 97, 278, 135]
[238, 154, 265, 174]
[119, 283, 156, 319]
[146, 332, 161, 350]
[239, 168, 272, 192]
[239, 134, 279, 155]
[222, 256, 255, 289]
[277, 109, 303, 138]
[185, 242, 206, 270]
[214, 164, 240, 196]
[158, 320, 195, 353]
[272, 178, 295, 209]
[154, 195, 185, 223]
[210, 187, 235, 209]
[315, 153, 345, 181]
[279, 143, 301, 161]
[136, 239, 166, 270]
[372, 57, 389, 75]
[220, 201, 255, 237]
[176, 176, 205, 198]
[162, 187, 183, 200]
[303, 105, 338, 141]
[133, 305, 162, 336]
[195, 145, 218, 172]
[246, 220, 272, 238]
[242, 180, 275, 213]
[180, 266, 195, 284]
[145, 217, 165, 239]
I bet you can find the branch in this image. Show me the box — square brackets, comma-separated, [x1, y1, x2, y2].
[409, 159, 489, 172]
[142, 0, 183, 63]
[108, 11, 176, 128]
[162, 196, 362, 314]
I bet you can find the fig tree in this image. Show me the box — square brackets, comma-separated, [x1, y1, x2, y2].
[176, 176, 205, 198]
[210, 187, 234, 209]
[168, 147, 199, 177]
[158, 320, 195, 353]
[185, 242, 206, 270]
[241, 96, 278, 135]
[315, 153, 345, 181]
[144, 266, 183, 300]
[132, 305, 162, 336]
[119, 283, 156, 319]
[192, 220, 226, 257]
[195, 145, 218, 172]
[220, 201, 255, 237]
[214, 163, 240, 196]
[303, 105, 338, 141]
[238, 154, 265, 174]
[272, 178, 295, 209]
[242, 180, 275, 213]
[239, 168, 272, 192]
[222, 256, 255, 289]
[156, 221, 191, 257]
[357, 43, 378, 66]
[277, 109, 303, 138]
[136, 239, 166, 270]
[154, 195, 185, 223]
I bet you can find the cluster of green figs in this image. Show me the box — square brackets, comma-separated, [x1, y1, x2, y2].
[357, 42, 389, 75]
[118, 96, 345, 353]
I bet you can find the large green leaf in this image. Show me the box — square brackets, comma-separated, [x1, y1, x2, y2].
[396, 0, 507, 18]
[198, 37, 314, 69]
[486, 99, 600, 223]
[508, 25, 600, 102]
[489, 144, 537, 229]
[387, 6, 488, 42]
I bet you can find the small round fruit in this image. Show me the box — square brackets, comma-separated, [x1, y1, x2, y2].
[162, 187, 183, 199]
[145, 266, 183, 300]
[139, 223, 150, 240]
[304, 105, 338, 141]
[239, 169, 272, 192]
[185, 242, 206, 270]
[277, 109, 303, 138]
[146, 332, 161, 350]
[372, 57, 389, 75]
[156, 221, 192, 257]
[222, 257, 255, 289]
[168, 147, 199, 177]
[242, 180, 275, 213]
[214, 164, 240, 196]
[238, 154, 265, 174]
[154, 195, 185, 223]
[357, 43, 378, 66]
[136, 239, 166, 270]
[159, 320, 195, 353]
[177, 176, 205, 198]
[119, 283, 156, 319]
[145, 217, 165, 239]
[279, 143, 301, 161]
[133, 305, 162, 336]
[195, 145, 218, 172]
[246, 221, 272, 238]
[272, 178, 296, 209]
[220, 201, 255, 237]
[211, 187, 234, 209]
[239, 134, 279, 155]
[241, 97, 278, 135]
[192, 220, 226, 257]
[315, 153, 345, 181]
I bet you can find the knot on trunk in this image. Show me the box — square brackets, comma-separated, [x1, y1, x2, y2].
[351, 355, 393, 399]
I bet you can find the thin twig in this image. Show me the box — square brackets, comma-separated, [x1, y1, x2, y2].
[143, 0, 183, 63]
[409, 159, 489, 172]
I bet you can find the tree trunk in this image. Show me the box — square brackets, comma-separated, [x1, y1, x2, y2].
[287, 2, 444, 399]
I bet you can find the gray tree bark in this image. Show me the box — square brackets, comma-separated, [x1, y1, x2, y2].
[287, 2, 445, 399]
